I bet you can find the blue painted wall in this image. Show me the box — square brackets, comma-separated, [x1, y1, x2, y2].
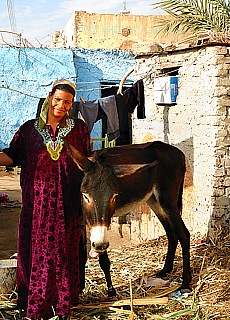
[73, 48, 134, 101]
[0, 47, 135, 149]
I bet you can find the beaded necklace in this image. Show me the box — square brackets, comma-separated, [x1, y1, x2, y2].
[34, 118, 75, 161]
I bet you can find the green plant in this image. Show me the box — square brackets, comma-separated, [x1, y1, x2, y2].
[152, 0, 230, 41]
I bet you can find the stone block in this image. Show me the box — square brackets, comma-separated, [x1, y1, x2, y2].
[213, 188, 225, 197]
[132, 42, 163, 55]
[224, 177, 230, 187]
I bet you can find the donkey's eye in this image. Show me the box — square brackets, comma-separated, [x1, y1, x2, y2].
[82, 193, 90, 203]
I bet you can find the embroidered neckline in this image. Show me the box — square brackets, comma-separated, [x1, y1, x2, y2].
[34, 118, 75, 161]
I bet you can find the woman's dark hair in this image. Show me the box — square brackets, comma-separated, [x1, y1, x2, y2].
[51, 83, 75, 97]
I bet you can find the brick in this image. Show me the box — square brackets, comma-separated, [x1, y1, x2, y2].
[224, 177, 230, 186]
[213, 188, 225, 197]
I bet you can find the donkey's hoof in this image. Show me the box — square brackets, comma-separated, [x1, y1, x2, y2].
[108, 287, 117, 297]
[156, 270, 169, 278]
[180, 286, 192, 294]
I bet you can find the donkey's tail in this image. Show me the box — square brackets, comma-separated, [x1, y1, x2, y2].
[177, 175, 184, 216]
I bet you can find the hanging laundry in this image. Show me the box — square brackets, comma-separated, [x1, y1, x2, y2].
[115, 93, 131, 145]
[76, 100, 99, 132]
[124, 79, 145, 119]
[98, 95, 120, 141]
[115, 78, 145, 145]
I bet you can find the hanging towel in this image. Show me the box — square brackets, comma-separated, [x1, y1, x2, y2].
[99, 95, 120, 141]
[125, 79, 145, 119]
[115, 93, 131, 145]
[77, 100, 99, 132]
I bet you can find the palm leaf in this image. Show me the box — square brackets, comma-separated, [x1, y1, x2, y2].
[152, 0, 230, 36]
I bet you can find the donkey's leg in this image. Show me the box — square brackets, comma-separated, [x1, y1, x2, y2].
[99, 251, 116, 297]
[147, 197, 178, 276]
[160, 205, 191, 290]
[173, 218, 191, 291]
[156, 220, 178, 277]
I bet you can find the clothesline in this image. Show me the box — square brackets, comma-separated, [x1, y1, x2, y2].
[76, 85, 132, 92]
[68, 79, 145, 145]
[0, 83, 134, 99]
[77, 81, 133, 85]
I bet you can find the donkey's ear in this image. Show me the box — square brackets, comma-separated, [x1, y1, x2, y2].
[112, 161, 158, 177]
[68, 143, 95, 172]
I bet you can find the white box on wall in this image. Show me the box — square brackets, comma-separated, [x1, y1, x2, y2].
[154, 76, 178, 104]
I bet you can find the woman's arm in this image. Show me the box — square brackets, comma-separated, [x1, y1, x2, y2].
[0, 152, 14, 166]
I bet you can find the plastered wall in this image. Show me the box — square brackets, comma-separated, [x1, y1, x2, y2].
[0, 47, 76, 149]
[55, 11, 191, 50]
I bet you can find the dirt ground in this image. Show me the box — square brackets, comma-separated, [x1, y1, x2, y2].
[0, 169, 21, 260]
[0, 168, 130, 260]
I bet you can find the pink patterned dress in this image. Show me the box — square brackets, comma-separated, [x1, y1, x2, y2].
[3, 117, 91, 319]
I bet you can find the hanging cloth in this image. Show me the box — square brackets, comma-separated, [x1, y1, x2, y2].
[124, 79, 145, 119]
[77, 100, 99, 132]
[98, 95, 120, 141]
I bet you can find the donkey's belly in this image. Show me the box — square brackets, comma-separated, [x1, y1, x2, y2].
[114, 192, 152, 217]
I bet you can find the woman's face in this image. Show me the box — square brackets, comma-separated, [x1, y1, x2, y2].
[48, 89, 74, 120]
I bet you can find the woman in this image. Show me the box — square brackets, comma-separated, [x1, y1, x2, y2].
[0, 80, 91, 319]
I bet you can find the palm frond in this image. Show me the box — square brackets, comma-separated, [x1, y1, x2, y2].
[151, 0, 230, 35]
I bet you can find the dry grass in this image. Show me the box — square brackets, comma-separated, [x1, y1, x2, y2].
[0, 226, 229, 319]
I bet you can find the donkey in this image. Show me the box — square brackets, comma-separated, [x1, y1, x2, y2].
[70, 141, 191, 296]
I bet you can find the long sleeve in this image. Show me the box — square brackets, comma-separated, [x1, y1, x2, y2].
[3, 125, 25, 167]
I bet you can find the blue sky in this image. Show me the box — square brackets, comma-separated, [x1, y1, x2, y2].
[0, 0, 163, 47]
